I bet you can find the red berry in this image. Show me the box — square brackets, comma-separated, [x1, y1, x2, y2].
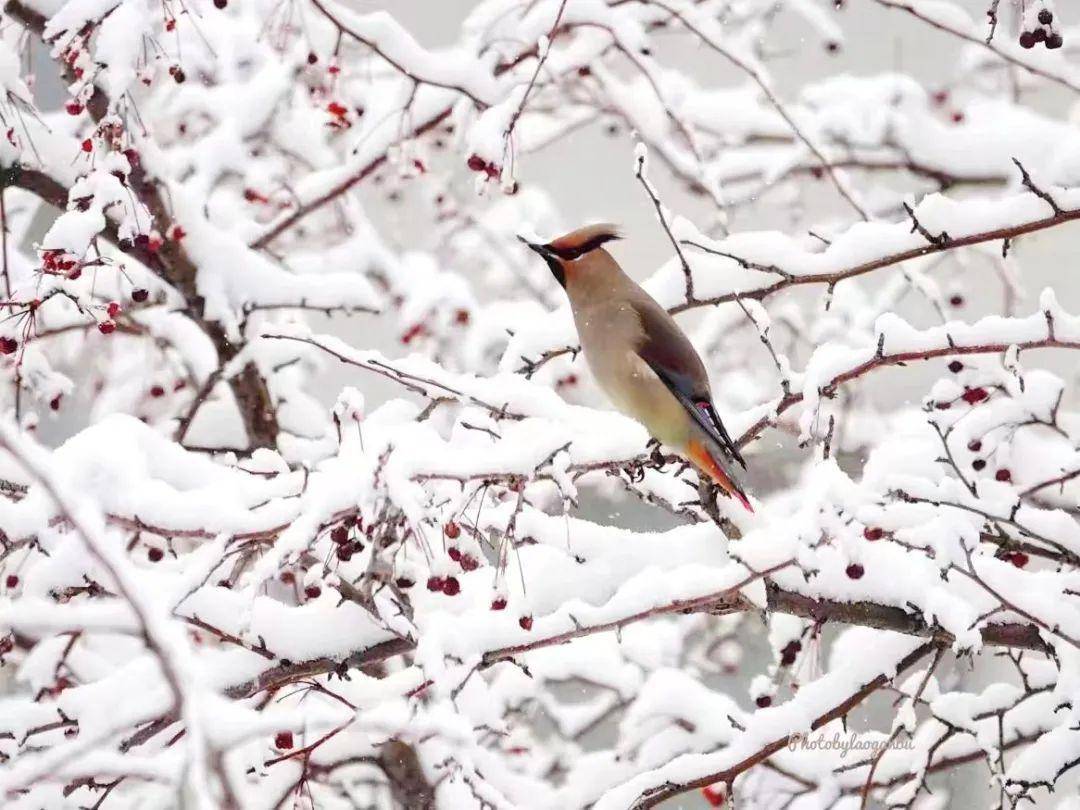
[150, 385, 165, 397]
[107, 301, 121, 318]
[304, 585, 321, 598]
[702, 785, 726, 807]
[335, 543, 353, 561]
[931, 89, 949, 106]
[845, 563, 865, 579]
[518, 615, 533, 631]
[148, 547, 164, 562]
[948, 360, 963, 373]
[973, 459, 987, 471]
[454, 308, 470, 325]
[330, 525, 349, 545]
[755, 695, 772, 708]
[65, 101, 82, 115]
[467, 154, 487, 172]
[395, 577, 414, 589]
[81, 138, 92, 153]
[0, 337, 17, 354]
[1019, 31, 1036, 49]
[1047, 33, 1063, 49]
[5, 574, 18, 588]
[50, 395, 61, 411]
[967, 439, 982, 452]
[213, 0, 227, 7]
[98, 321, 116, 334]
[961, 387, 988, 404]
[327, 101, 348, 118]
[490, 597, 507, 611]
[935, 401, 951, 410]
[274, 731, 293, 749]
[950, 112, 964, 125]
[445, 521, 460, 539]
[447, 546, 462, 562]
[280, 571, 295, 585]
[1039, 9, 1053, 24]
[426, 576, 444, 592]
[307, 52, 318, 65]
[863, 527, 884, 541]
[442, 576, 460, 596]
[460, 554, 479, 572]
[995, 468, 1012, 483]
[172, 67, 185, 83]
[1007, 551, 1029, 568]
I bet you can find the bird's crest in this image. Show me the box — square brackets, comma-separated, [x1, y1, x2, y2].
[546, 223, 621, 260]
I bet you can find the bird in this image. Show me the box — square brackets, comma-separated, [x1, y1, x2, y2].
[520, 223, 753, 512]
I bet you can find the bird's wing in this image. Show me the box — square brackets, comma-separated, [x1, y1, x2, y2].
[632, 297, 747, 469]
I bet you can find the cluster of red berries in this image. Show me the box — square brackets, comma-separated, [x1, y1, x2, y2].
[330, 520, 364, 561]
[1020, 10, 1063, 49]
[41, 249, 80, 279]
[466, 153, 501, 180]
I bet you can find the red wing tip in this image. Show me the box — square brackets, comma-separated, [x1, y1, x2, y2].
[734, 491, 755, 513]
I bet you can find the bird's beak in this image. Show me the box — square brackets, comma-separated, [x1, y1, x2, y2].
[518, 235, 566, 288]
[517, 235, 553, 258]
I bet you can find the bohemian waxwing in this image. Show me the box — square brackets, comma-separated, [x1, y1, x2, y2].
[521, 223, 753, 511]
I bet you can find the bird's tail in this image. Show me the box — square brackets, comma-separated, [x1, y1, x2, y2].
[687, 439, 754, 513]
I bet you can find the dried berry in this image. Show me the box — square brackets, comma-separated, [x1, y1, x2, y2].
[779, 640, 801, 667]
